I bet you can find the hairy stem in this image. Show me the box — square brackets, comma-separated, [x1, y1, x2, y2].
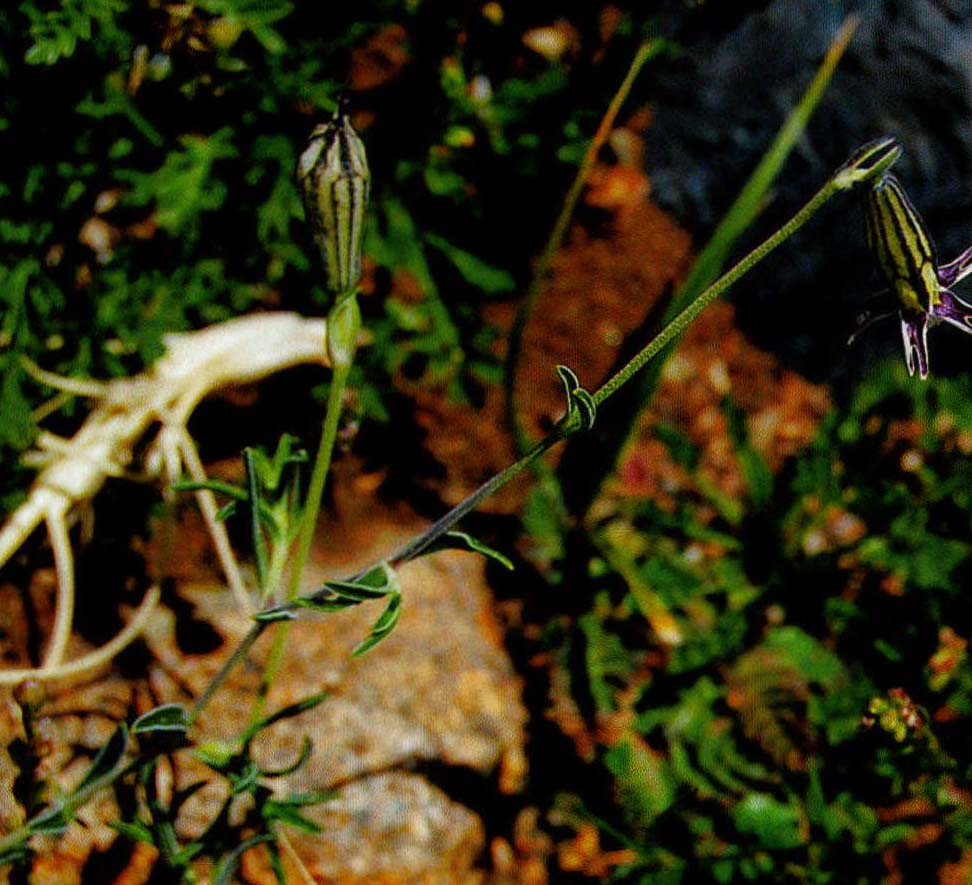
[387, 434, 560, 568]
[201, 138, 894, 721]
[591, 176, 840, 406]
[189, 621, 266, 726]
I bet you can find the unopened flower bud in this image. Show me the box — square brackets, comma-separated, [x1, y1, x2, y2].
[864, 172, 939, 317]
[297, 100, 370, 295]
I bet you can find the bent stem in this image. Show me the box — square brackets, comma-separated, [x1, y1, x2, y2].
[343, 139, 891, 581]
[195, 139, 893, 723]
[561, 15, 859, 519]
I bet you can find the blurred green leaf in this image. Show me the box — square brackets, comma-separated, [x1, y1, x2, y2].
[732, 792, 805, 850]
[119, 129, 238, 240]
[425, 232, 515, 294]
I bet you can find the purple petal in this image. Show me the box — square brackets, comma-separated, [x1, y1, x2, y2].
[932, 288, 972, 335]
[938, 245, 972, 287]
[900, 311, 930, 378]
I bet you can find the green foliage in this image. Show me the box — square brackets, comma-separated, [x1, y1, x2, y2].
[0, 725, 129, 866]
[554, 360, 972, 882]
[10, 5, 965, 883]
[3, 0, 608, 511]
[119, 129, 239, 241]
[22, 0, 128, 66]
[128, 687, 330, 885]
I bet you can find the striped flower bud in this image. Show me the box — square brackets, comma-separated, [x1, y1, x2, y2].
[297, 101, 370, 295]
[863, 173, 939, 317]
[852, 166, 972, 378]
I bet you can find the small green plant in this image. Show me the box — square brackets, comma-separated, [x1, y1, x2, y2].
[0, 108, 902, 879]
[7, 8, 970, 883]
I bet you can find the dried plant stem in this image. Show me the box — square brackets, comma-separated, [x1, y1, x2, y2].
[277, 830, 318, 885]
[175, 430, 252, 613]
[505, 38, 663, 452]
[41, 505, 73, 668]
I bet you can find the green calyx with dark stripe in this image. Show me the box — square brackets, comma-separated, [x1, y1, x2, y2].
[864, 173, 940, 314]
[297, 103, 370, 296]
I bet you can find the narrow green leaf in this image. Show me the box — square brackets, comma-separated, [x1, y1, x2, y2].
[556, 364, 580, 401]
[325, 561, 399, 602]
[211, 833, 276, 885]
[422, 530, 514, 570]
[75, 724, 128, 793]
[111, 819, 155, 845]
[324, 581, 390, 603]
[244, 447, 269, 589]
[425, 232, 515, 293]
[253, 606, 297, 623]
[276, 789, 338, 807]
[571, 388, 597, 430]
[133, 704, 189, 736]
[170, 479, 248, 500]
[0, 842, 29, 867]
[28, 807, 70, 836]
[256, 691, 328, 732]
[262, 802, 322, 833]
[352, 592, 402, 656]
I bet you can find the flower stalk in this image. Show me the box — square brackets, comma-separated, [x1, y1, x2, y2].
[191, 138, 900, 723]
[245, 102, 370, 729]
[287, 102, 371, 602]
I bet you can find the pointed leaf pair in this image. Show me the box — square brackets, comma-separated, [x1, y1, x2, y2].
[352, 591, 402, 656]
[557, 364, 596, 432]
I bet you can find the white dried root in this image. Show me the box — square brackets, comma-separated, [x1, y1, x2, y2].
[0, 311, 329, 686]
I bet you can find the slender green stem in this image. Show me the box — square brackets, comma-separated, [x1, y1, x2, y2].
[386, 434, 560, 568]
[294, 146, 889, 603]
[189, 622, 266, 725]
[247, 619, 291, 732]
[591, 176, 839, 407]
[246, 294, 355, 727]
[193, 137, 894, 721]
[244, 319, 352, 729]
[504, 38, 663, 453]
[287, 361, 350, 600]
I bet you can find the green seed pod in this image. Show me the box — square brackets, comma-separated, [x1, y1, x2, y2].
[297, 101, 370, 295]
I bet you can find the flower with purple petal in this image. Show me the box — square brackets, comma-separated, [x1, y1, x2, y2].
[853, 170, 972, 378]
